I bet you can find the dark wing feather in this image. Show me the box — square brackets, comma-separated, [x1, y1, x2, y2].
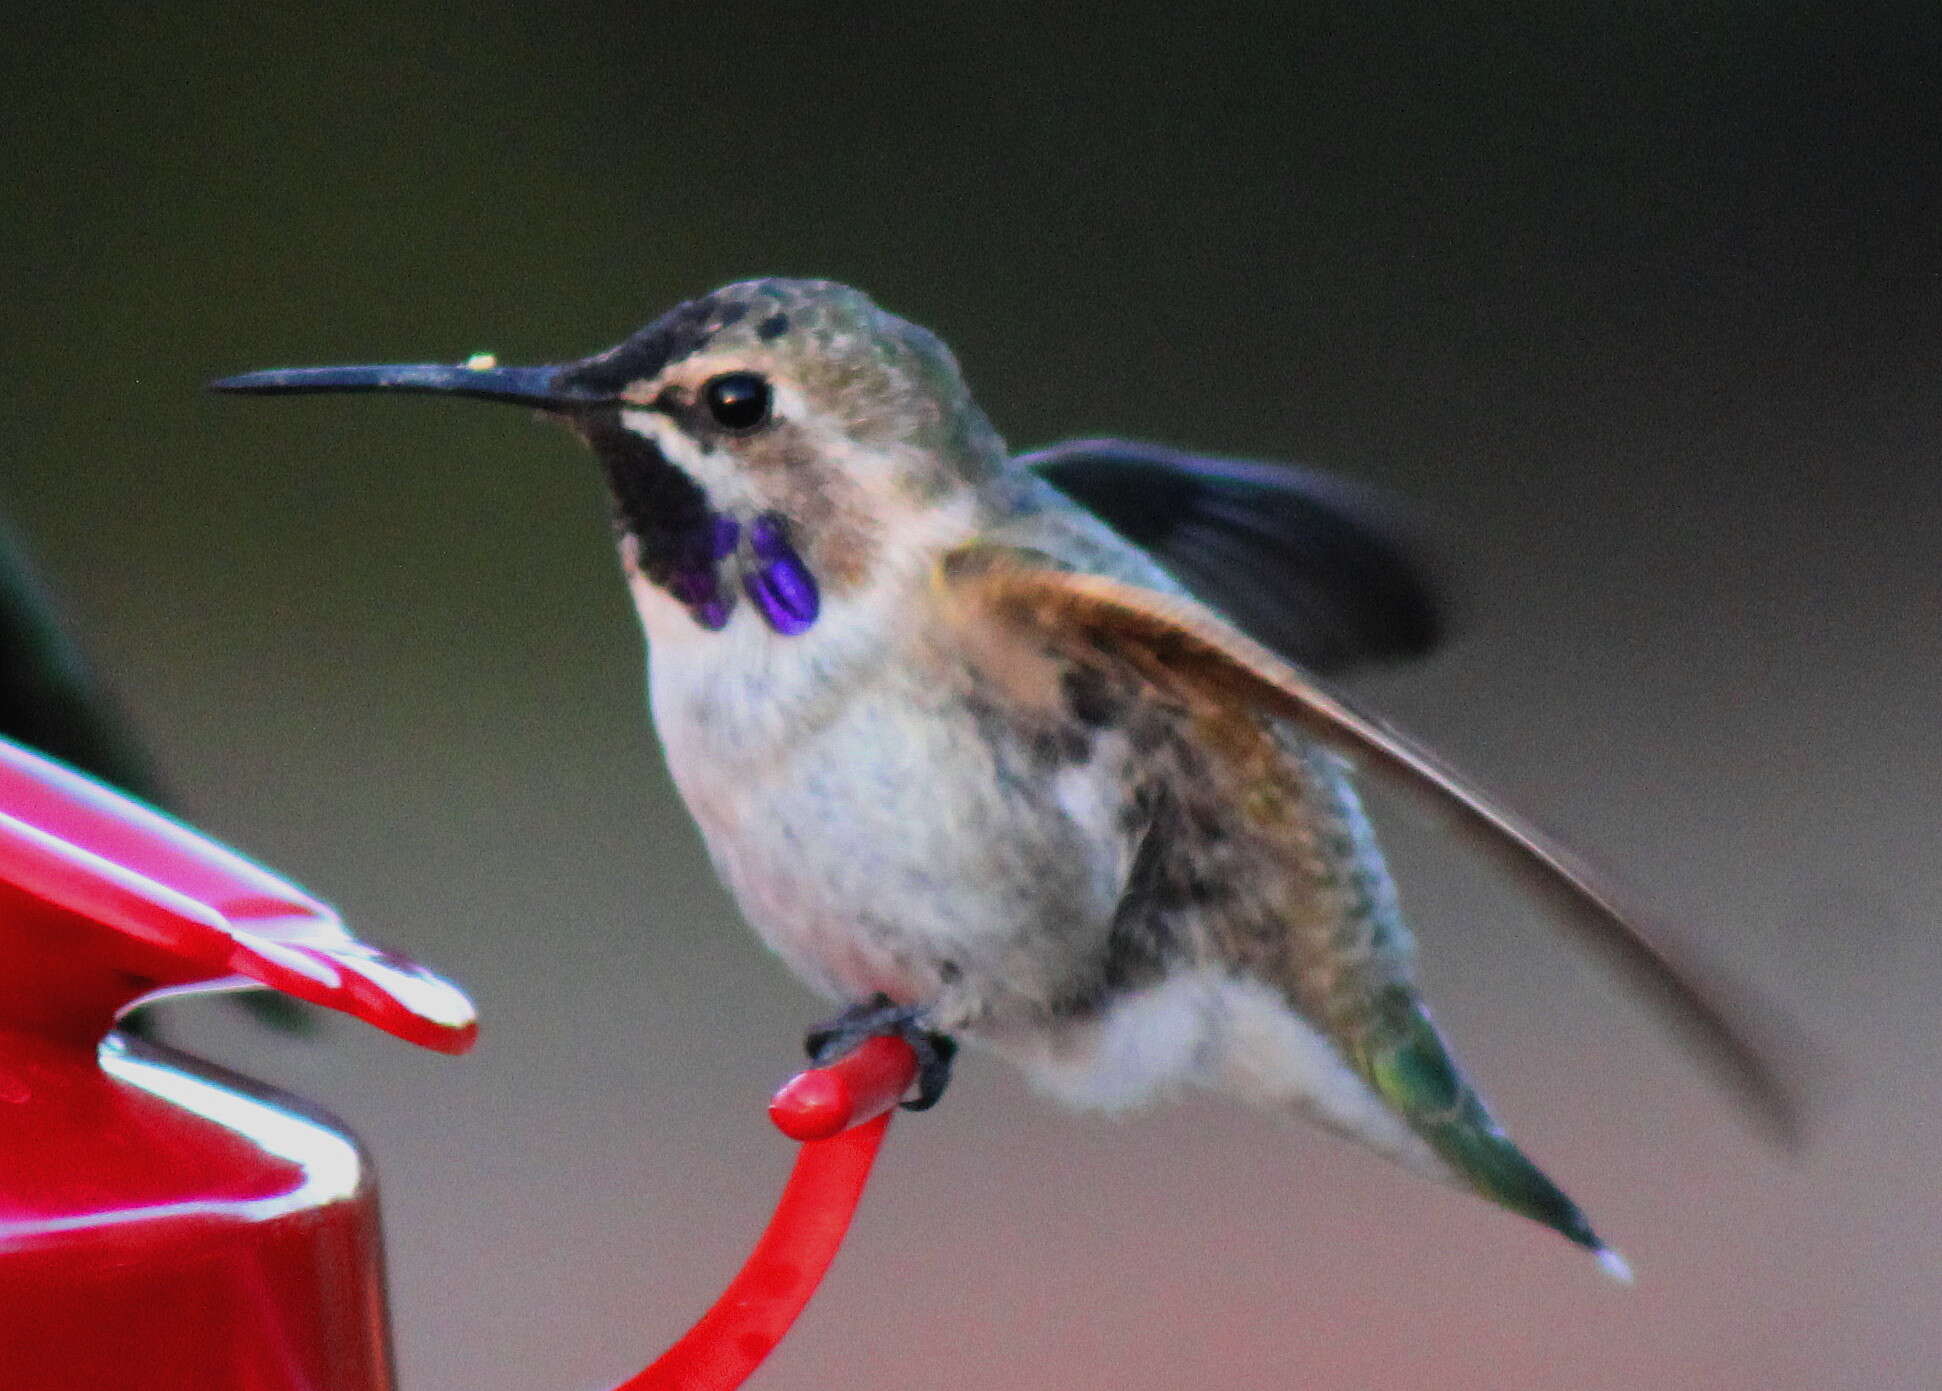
[1020, 438, 1445, 675]
[0, 517, 160, 798]
[942, 546, 1806, 1148]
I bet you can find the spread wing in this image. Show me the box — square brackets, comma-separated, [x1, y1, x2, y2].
[939, 544, 1803, 1147]
[1020, 438, 1444, 674]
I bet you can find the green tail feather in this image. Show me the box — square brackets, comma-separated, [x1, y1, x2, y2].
[1358, 987, 1614, 1260]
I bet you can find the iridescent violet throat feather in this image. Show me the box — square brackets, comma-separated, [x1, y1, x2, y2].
[743, 515, 819, 636]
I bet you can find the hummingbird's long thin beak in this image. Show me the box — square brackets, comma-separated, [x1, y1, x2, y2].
[207, 361, 613, 411]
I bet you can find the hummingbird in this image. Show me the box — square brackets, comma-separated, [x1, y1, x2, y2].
[213, 278, 1795, 1275]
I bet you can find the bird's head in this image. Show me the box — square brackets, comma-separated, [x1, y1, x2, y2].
[214, 279, 1007, 638]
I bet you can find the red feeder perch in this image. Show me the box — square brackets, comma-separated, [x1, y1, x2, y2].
[619, 1035, 919, 1391]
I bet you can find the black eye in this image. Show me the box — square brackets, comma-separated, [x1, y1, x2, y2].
[703, 372, 771, 431]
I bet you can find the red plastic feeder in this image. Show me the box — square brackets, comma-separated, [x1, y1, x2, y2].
[0, 734, 921, 1390]
[0, 738, 476, 1391]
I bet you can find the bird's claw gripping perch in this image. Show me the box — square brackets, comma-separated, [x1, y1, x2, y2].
[805, 994, 958, 1111]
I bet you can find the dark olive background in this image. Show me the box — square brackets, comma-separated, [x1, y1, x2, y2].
[5, 5, 1937, 1388]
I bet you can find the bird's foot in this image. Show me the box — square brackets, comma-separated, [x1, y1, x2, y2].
[804, 993, 958, 1112]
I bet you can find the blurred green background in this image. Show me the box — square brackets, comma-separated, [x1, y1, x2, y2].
[5, 5, 1937, 1388]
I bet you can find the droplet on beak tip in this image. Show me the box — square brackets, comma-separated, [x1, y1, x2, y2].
[1595, 1246, 1635, 1285]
